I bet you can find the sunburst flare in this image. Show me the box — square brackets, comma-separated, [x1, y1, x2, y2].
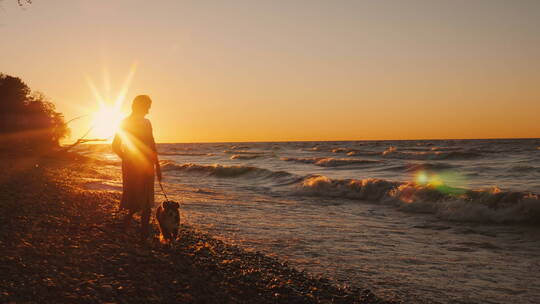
[85, 63, 137, 140]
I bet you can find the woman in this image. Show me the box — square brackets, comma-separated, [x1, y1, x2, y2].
[112, 95, 162, 241]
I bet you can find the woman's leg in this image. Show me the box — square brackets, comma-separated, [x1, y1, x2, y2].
[123, 210, 135, 231]
[140, 207, 151, 241]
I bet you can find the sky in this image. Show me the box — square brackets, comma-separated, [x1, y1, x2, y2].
[1, 0, 539, 143]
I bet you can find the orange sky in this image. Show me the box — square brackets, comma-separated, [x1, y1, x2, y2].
[1, 0, 539, 143]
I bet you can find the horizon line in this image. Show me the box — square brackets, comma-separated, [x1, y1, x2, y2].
[153, 136, 540, 144]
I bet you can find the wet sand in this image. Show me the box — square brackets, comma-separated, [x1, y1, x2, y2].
[0, 152, 396, 304]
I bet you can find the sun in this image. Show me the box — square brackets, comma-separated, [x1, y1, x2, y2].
[91, 106, 125, 139]
[84, 63, 137, 141]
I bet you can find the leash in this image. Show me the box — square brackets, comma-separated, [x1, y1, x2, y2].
[158, 180, 170, 201]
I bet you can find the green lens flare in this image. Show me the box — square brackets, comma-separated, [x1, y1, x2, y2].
[414, 169, 467, 195]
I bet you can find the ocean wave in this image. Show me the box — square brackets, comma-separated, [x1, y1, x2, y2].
[430, 146, 464, 152]
[509, 165, 540, 173]
[280, 157, 324, 165]
[159, 152, 212, 156]
[229, 145, 250, 150]
[303, 147, 366, 154]
[230, 154, 261, 160]
[387, 162, 456, 172]
[346, 151, 381, 157]
[161, 146, 195, 151]
[382, 147, 482, 160]
[302, 146, 384, 157]
[331, 148, 355, 153]
[298, 176, 398, 201]
[342, 147, 480, 159]
[399, 147, 433, 152]
[161, 161, 292, 180]
[281, 157, 381, 167]
[303, 147, 323, 152]
[223, 150, 267, 155]
[296, 175, 540, 224]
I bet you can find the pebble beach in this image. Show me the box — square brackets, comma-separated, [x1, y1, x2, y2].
[0, 152, 396, 304]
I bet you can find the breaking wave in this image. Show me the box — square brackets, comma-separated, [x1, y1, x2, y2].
[280, 157, 381, 167]
[298, 176, 399, 201]
[296, 175, 540, 224]
[161, 161, 292, 180]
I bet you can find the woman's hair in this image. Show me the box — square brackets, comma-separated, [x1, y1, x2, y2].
[132, 95, 152, 114]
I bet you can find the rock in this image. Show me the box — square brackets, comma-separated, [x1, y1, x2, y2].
[101, 284, 113, 293]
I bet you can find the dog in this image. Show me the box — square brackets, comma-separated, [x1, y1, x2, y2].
[156, 201, 180, 242]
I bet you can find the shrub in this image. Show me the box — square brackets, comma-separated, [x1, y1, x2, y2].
[0, 73, 69, 152]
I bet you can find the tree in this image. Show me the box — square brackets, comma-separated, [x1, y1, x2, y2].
[0, 73, 69, 152]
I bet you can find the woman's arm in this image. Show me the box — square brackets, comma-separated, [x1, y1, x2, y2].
[148, 121, 162, 182]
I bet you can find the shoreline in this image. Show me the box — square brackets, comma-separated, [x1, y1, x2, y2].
[0, 152, 397, 304]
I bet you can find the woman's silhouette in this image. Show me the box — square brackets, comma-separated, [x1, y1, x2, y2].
[112, 95, 162, 241]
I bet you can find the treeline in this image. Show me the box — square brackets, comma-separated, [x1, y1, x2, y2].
[0, 73, 68, 153]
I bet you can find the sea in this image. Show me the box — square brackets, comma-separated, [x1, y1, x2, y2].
[77, 138, 540, 304]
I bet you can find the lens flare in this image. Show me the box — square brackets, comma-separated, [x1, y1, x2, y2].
[415, 170, 429, 185]
[84, 63, 137, 141]
[413, 168, 467, 196]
